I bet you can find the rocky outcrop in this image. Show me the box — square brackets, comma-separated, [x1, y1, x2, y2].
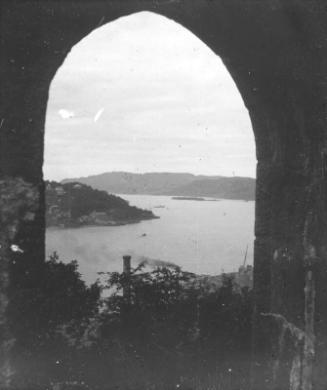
[46, 181, 158, 228]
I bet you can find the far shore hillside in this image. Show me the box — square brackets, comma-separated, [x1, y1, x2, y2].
[62, 171, 256, 201]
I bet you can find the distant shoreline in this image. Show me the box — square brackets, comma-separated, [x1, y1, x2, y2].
[120, 194, 254, 202]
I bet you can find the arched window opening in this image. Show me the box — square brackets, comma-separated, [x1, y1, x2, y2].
[44, 11, 256, 283]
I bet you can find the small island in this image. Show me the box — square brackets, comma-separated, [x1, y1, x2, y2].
[172, 196, 205, 201]
[172, 196, 219, 201]
[46, 181, 158, 228]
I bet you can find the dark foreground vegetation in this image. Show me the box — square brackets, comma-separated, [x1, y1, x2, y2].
[10, 254, 253, 390]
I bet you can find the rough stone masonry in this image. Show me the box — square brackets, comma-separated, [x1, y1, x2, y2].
[1, 1, 327, 389]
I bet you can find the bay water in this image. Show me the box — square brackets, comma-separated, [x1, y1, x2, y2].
[46, 195, 255, 284]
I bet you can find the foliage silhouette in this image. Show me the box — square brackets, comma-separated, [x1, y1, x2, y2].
[10, 257, 253, 389]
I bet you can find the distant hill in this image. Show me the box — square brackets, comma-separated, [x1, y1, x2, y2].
[63, 172, 197, 195]
[46, 181, 158, 228]
[168, 177, 255, 200]
[62, 172, 256, 201]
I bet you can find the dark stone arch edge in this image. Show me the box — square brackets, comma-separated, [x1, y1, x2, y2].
[1, 1, 327, 389]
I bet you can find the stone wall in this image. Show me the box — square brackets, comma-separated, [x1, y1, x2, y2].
[1, 1, 327, 388]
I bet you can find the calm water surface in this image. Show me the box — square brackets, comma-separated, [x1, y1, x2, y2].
[46, 195, 255, 283]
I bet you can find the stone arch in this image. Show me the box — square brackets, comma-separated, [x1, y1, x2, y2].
[1, 2, 327, 389]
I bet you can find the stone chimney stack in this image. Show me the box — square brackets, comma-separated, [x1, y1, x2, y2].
[123, 255, 131, 276]
[123, 255, 131, 304]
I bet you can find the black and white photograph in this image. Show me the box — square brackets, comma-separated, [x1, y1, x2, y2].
[1, 1, 327, 389]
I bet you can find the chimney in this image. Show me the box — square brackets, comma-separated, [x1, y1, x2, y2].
[123, 255, 131, 304]
[123, 255, 131, 276]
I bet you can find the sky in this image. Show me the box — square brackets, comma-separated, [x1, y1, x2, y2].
[44, 11, 256, 181]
